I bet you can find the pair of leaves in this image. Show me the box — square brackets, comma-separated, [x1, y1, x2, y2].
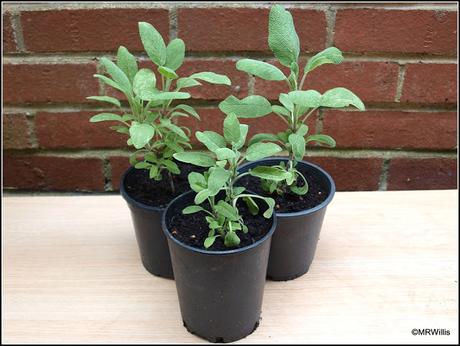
[219, 95, 272, 118]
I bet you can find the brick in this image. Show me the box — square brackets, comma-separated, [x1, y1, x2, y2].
[254, 61, 399, 103]
[322, 110, 457, 150]
[35, 112, 127, 149]
[177, 8, 326, 52]
[3, 12, 17, 53]
[3, 155, 105, 191]
[335, 9, 457, 55]
[401, 64, 457, 104]
[3, 113, 34, 149]
[388, 158, 457, 190]
[109, 156, 130, 191]
[307, 157, 383, 191]
[3, 63, 98, 104]
[21, 9, 169, 52]
[177, 108, 317, 149]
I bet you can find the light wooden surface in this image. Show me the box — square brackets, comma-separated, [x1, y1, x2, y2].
[2, 190, 458, 344]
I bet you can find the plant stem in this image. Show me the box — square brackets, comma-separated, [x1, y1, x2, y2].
[299, 72, 308, 91]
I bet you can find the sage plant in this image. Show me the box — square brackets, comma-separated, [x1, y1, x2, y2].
[88, 22, 231, 192]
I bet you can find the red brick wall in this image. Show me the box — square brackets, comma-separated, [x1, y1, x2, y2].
[3, 3, 458, 192]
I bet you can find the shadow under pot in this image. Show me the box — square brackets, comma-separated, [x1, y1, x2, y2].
[237, 157, 335, 281]
[120, 163, 203, 279]
[162, 190, 277, 343]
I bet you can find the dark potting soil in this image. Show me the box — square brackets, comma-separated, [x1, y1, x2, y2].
[237, 164, 330, 213]
[124, 162, 204, 209]
[168, 199, 273, 251]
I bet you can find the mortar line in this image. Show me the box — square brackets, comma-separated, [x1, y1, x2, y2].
[247, 75, 255, 95]
[10, 11, 26, 52]
[378, 157, 391, 191]
[102, 158, 112, 191]
[395, 64, 407, 102]
[316, 109, 324, 134]
[169, 6, 178, 40]
[325, 6, 337, 47]
[24, 112, 39, 149]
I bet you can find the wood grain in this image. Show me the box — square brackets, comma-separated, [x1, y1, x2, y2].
[3, 190, 458, 344]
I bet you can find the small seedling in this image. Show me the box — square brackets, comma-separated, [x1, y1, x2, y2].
[173, 113, 280, 249]
[88, 22, 231, 192]
[219, 5, 365, 195]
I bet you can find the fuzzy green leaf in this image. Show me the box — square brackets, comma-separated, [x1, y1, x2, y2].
[268, 5, 300, 67]
[89, 113, 123, 123]
[93, 74, 126, 94]
[245, 142, 282, 161]
[272, 105, 290, 117]
[146, 91, 191, 102]
[279, 93, 294, 112]
[236, 59, 286, 81]
[224, 231, 240, 247]
[219, 95, 272, 118]
[215, 200, 239, 221]
[195, 189, 211, 204]
[296, 124, 309, 137]
[195, 131, 225, 152]
[87, 96, 121, 108]
[183, 205, 205, 214]
[188, 172, 207, 192]
[223, 113, 241, 144]
[288, 133, 305, 161]
[305, 134, 336, 147]
[174, 104, 199, 118]
[234, 124, 249, 150]
[207, 167, 231, 195]
[262, 197, 275, 218]
[248, 133, 280, 146]
[204, 235, 219, 249]
[321, 87, 365, 110]
[133, 68, 157, 99]
[129, 122, 155, 149]
[189, 72, 231, 85]
[100, 57, 132, 94]
[287, 90, 322, 109]
[305, 47, 344, 73]
[165, 38, 185, 71]
[162, 159, 180, 174]
[176, 77, 202, 89]
[117, 46, 138, 83]
[249, 166, 289, 181]
[215, 148, 236, 161]
[173, 152, 216, 167]
[158, 65, 178, 79]
[139, 22, 166, 66]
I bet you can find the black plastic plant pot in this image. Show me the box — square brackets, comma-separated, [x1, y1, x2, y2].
[120, 167, 173, 279]
[238, 158, 335, 281]
[162, 190, 277, 343]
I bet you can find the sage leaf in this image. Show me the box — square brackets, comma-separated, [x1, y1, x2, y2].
[287, 90, 322, 108]
[215, 148, 236, 161]
[165, 38, 185, 70]
[133, 68, 157, 98]
[321, 87, 365, 110]
[236, 59, 286, 81]
[204, 235, 219, 249]
[100, 57, 132, 94]
[249, 166, 289, 181]
[89, 113, 123, 122]
[215, 201, 239, 221]
[182, 205, 205, 214]
[139, 22, 166, 66]
[207, 167, 231, 195]
[117, 46, 138, 83]
[195, 131, 226, 152]
[306, 134, 336, 147]
[223, 113, 241, 143]
[245, 142, 282, 161]
[87, 96, 121, 108]
[288, 133, 305, 161]
[129, 122, 155, 149]
[224, 231, 240, 247]
[176, 77, 201, 89]
[268, 5, 300, 67]
[219, 95, 272, 118]
[173, 152, 216, 167]
[158, 65, 178, 79]
[248, 133, 279, 146]
[188, 172, 207, 192]
[234, 124, 249, 150]
[305, 47, 344, 73]
[189, 72, 231, 85]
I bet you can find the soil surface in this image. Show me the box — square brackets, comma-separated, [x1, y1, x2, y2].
[237, 163, 331, 213]
[124, 162, 204, 208]
[167, 198, 273, 251]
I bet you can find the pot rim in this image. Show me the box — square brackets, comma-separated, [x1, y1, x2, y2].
[120, 166, 165, 212]
[161, 190, 277, 256]
[237, 157, 336, 218]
